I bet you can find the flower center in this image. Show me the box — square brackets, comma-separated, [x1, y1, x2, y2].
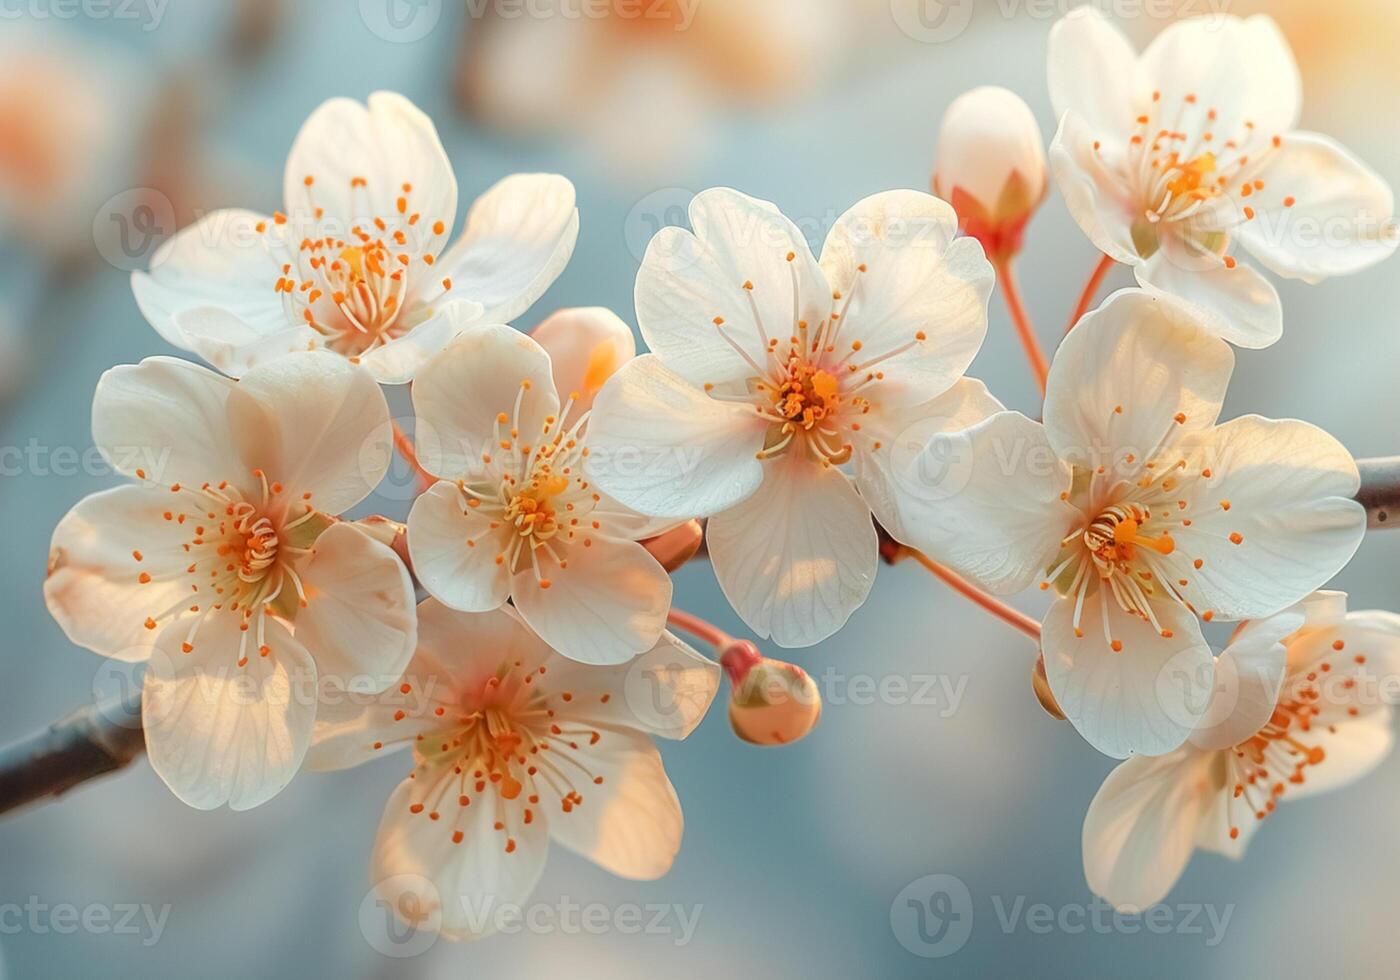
[705, 258, 928, 467]
[1092, 91, 1292, 263]
[454, 380, 599, 588]
[387, 660, 611, 854]
[135, 468, 330, 665]
[259, 176, 454, 360]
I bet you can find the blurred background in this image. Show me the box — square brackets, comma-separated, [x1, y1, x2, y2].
[2, 0, 1399, 976]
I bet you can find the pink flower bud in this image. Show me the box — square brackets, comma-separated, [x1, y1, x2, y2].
[932, 86, 1047, 261]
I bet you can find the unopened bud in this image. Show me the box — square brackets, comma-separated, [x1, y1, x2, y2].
[932, 86, 1047, 262]
[529, 307, 636, 414]
[722, 643, 822, 746]
[641, 519, 705, 573]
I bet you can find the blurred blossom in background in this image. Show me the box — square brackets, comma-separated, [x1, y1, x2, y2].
[2, 1, 1400, 977]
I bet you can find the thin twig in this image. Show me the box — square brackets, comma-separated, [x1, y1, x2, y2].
[1065, 253, 1115, 335]
[995, 257, 1049, 394]
[391, 420, 435, 492]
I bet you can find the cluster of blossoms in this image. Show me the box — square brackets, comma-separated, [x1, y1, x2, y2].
[39, 10, 1400, 937]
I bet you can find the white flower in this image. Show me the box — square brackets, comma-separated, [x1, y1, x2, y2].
[44, 353, 417, 809]
[1083, 592, 1400, 911]
[309, 599, 719, 942]
[1048, 9, 1397, 347]
[583, 187, 996, 648]
[900, 289, 1366, 758]
[407, 322, 675, 665]
[131, 92, 578, 384]
[933, 85, 1048, 261]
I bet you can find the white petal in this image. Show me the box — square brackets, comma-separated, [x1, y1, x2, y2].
[1237, 131, 1397, 282]
[174, 306, 322, 379]
[410, 323, 558, 482]
[1284, 709, 1393, 802]
[1046, 7, 1142, 134]
[1140, 15, 1300, 143]
[1048, 112, 1141, 265]
[1165, 416, 1364, 621]
[584, 354, 766, 518]
[529, 306, 636, 414]
[1044, 289, 1234, 473]
[1135, 244, 1282, 349]
[293, 523, 416, 695]
[634, 187, 831, 388]
[1043, 592, 1213, 759]
[538, 631, 719, 740]
[143, 614, 316, 810]
[407, 481, 512, 612]
[130, 208, 296, 358]
[91, 356, 238, 487]
[283, 92, 456, 245]
[1082, 747, 1214, 912]
[889, 410, 1078, 595]
[854, 377, 1005, 545]
[706, 453, 876, 648]
[45, 486, 200, 659]
[818, 190, 993, 405]
[434, 173, 579, 323]
[352, 300, 485, 386]
[543, 731, 683, 880]
[511, 535, 672, 665]
[371, 773, 548, 942]
[225, 351, 392, 514]
[1188, 608, 1300, 750]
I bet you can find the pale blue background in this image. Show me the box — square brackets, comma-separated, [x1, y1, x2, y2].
[2, 1, 1400, 977]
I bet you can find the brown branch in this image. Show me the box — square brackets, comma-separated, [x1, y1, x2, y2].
[0, 691, 145, 817]
[1358, 456, 1400, 529]
[3, 459, 1400, 817]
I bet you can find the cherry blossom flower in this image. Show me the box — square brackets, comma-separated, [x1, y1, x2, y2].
[407, 323, 674, 665]
[132, 92, 578, 383]
[1083, 592, 1400, 911]
[1048, 9, 1397, 347]
[308, 599, 719, 941]
[898, 289, 1366, 757]
[44, 353, 416, 809]
[583, 187, 996, 648]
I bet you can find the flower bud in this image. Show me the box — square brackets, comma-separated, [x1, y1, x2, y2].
[932, 86, 1047, 262]
[641, 519, 704, 573]
[722, 642, 822, 746]
[529, 307, 636, 414]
